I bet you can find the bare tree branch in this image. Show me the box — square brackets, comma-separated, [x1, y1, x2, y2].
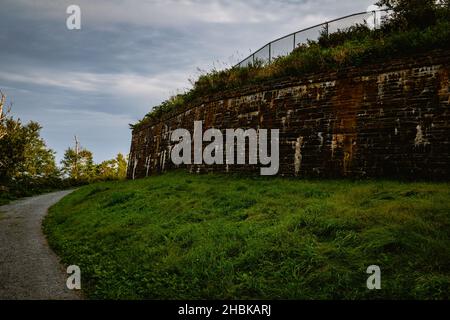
[0, 90, 12, 140]
[0, 90, 5, 120]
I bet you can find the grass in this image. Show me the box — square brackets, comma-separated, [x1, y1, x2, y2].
[43, 170, 450, 299]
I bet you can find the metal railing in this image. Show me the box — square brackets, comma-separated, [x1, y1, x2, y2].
[235, 9, 391, 68]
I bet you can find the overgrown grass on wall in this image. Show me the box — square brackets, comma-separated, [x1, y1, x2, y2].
[132, 9, 450, 130]
[43, 171, 450, 299]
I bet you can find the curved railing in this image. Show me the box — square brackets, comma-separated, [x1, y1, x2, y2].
[235, 9, 391, 68]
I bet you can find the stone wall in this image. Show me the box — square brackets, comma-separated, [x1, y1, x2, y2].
[127, 50, 450, 180]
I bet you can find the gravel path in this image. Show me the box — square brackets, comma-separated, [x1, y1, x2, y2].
[0, 190, 81, 300]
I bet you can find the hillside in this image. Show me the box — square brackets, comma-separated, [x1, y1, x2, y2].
[43, 171, 450, 299]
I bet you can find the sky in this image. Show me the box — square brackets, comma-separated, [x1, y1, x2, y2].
[0, 0, 376, 164]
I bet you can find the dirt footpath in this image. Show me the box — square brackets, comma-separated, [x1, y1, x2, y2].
[0, 190, 81, 300]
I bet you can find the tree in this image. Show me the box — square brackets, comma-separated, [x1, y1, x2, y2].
[95, 153, 128, 181]
[96, 159, 117, 181]
[17, 122, 59, 179]
[0, 119, 59, 183]
[0, 118, 28, 182]
[0, 89, 59, 191]
[376, 0, 439, 29]
[61, 137, 95, 181]
[116, 153, 128, 179]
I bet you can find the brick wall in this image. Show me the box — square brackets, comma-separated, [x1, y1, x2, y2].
[127, 50, 450, 180]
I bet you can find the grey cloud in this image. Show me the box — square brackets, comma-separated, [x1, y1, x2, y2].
[0, 0, 375, 163]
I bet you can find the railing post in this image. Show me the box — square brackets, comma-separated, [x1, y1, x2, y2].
[293, 33, 296, 50]
[252, 53, 255, 66]
[269, 43, 272, 64]
[325, 22, 329, 36]
[373, 10, 377, 28]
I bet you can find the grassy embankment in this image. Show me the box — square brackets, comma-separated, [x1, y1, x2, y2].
[44, 171, 450, 299]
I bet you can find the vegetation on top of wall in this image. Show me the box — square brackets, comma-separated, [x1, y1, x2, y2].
[131, 1, 450, 131]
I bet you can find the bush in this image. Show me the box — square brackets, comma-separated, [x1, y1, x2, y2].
[317, 24, 372, 48]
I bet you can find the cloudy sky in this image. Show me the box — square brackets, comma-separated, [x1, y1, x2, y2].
[0, 0, 375, 163]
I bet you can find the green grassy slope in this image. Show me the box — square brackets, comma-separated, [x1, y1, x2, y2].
[43, 171, 450, 299]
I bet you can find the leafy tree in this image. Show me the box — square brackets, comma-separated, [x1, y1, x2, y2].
[61, 139, 95, 181]
[0, 90, 61, 202]
[95, 153, 128, 181]
[18, 122, 59, 179]
[96, 159, 117, 181]
[0, 119, 58, 183]
[116, 153, 128, 179]
[0, 118, 29, 182]
[377, 0, 440, 30]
